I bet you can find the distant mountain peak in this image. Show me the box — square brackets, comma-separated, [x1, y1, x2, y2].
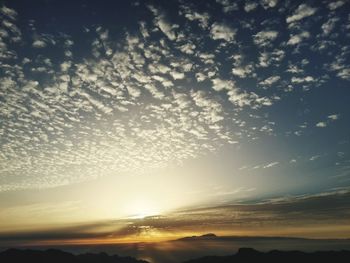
[200, 233, 217, 238]
[177, 233, 218, 241]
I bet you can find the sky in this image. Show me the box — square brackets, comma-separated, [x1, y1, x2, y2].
[0, 0, 350, 245]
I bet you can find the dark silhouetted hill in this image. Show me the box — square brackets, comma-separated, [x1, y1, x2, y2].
[2, 246, 350, 263]
[0, 248, 149, 263]
[176, 233, 217, 241]
[183, 247, 350, 262]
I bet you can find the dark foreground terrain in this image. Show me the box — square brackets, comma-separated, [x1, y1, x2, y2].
[1, 247, 350, 263]
[0, 248, 148, 263]
[184, 247, 350, 262]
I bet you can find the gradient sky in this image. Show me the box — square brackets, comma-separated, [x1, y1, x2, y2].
[0, 0, 350, 245]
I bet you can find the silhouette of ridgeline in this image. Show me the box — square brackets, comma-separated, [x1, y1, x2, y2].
[0, 248, 149, 263]
[176, 233, 217, 241]
[2, 247, 350, 263]
[184, 247, 350, 262]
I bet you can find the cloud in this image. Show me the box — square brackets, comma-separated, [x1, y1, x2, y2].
[213, 187, 256, 196]
[0, 14, 241, 191]
[1, 188, 350, 243]
[210, 22, 236, 41]
[216, 0, 238, 13]
[195, 72, 207, 82]
[179, 42, 196, 54]
[260, 0, 278, 9]
[32, 39, 47, 48]
[244, 2, 258, 12]
[0, 6, 17, 20]
[148, 5, 177, 41]
[322, 18, 339, 35]
[232, 66, 252, 78]
[337, 68, 350, 80]
[198, 52, 215, 64]
[310, 155, 321, 161]
[60, 61, 71, 72]
[254, 30, 278, 47]
[169, 70, 185, 80]
[263, 161, 279, 168]
[287, 31, 310, 45]
[291, 76, 315, 83]
[316, 114, 340, 128]
[286, 4, 317, 24]
[327, 1, 345, 10]
[316, 122, 327, 128]
[227, 89, 273, 108]
[0, 0, 348, 192]
[258, 49, 285, 67]
[327, 51, 348, 79]
[144, 84, 165, 99]
[259, 76, 280, 86]
[139, 22, 150, 39]
[232, 65, 254, 78]
[157, 17, 177, 40]
[212, 78, 234, 91]
[211, 78, 273, 108]
[328, 114, 339, 120]
[181, 5, 210, 29]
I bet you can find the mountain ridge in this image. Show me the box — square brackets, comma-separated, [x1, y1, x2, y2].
[184, 247, 350, 262]
[2, 247, 350, 263]
[0, 248, 149, 263]
[173, 233, 350, 242]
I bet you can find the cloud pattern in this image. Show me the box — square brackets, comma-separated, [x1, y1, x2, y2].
[0, 0, 349, 191]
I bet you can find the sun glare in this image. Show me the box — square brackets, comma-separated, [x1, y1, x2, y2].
[126, 200, 161, 219]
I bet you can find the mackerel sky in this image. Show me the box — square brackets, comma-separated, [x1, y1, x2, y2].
[0, 0, 350, 212]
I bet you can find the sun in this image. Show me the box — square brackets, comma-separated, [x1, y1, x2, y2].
[126, 200, 161, 219]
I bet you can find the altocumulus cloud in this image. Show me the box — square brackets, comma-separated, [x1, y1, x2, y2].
[0, 0, 349, 192]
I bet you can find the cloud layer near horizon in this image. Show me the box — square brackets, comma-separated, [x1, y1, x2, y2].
[1, 188, 350, 244]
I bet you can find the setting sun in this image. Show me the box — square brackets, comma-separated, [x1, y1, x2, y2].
[126, 200, 161, 219]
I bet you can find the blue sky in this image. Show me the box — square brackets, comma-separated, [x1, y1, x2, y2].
[0, 0, 350, 242]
